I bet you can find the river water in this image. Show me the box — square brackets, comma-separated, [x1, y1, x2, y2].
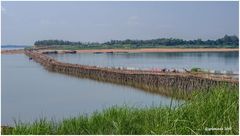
[2, 54, 182, 125]
[49, 51, 239, 74]
[2, 51, 238, 125]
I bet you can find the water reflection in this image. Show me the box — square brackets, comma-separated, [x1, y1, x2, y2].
[49, 51, 239, 73]
[2, 54, 182, 125]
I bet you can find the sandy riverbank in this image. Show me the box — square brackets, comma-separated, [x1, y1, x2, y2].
[41, 48, 239, 54]
[80, 48, 239, 53]
[1, 48, 239, 54]
[1, 49, 24, 54]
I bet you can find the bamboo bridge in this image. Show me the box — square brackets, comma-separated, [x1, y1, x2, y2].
[24, 49, 238, 99]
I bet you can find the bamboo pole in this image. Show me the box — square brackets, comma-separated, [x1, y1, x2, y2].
[24, 50, 239, 99]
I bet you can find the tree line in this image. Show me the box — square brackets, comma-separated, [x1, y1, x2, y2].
[34, 35, 239, 48]
[34, 40, 83, 46]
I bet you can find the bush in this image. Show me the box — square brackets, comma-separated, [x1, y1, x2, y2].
[190, 67, 202, 72]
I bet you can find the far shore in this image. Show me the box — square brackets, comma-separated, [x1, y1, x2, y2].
[44, 48, 239, 54]
[1, 48, 239, 54]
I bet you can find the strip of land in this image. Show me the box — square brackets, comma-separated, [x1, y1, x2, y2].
[1, 49, 24, 54]
[1, 48, 238, 55]
[25, 50, 238, 101]
[41, 48, 239, 54]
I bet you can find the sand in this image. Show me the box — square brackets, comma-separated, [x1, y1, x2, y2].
[2, 48, 238, 55]
[1, 49, 24, 54]
[48, 48, 239, 54]
[76, 48, 239, 53]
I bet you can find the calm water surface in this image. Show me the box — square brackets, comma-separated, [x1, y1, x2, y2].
[49, 52, 239, 73]
[2, 54, 182, 125]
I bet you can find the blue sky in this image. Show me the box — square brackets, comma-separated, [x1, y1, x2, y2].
[1, 1, 239, 45]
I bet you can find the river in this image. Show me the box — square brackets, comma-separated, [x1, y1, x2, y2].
[2, 51, 238, 125]
[2, 54, 182, 125]
[49, 51, 239, 74]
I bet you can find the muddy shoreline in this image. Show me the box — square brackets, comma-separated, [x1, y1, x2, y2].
[1, 49, 25, 54]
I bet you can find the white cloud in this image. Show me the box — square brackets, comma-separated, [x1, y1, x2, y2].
[127, 16, 141, 26]
[1, 6, 6, 13]
[40, 19, 66, 25]
[40, 20, 55, 25]
[95, 23, 110, 27]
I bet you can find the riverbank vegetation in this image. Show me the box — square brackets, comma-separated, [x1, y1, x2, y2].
[2, 85, 238, 135]
[34, 35, 239, 50]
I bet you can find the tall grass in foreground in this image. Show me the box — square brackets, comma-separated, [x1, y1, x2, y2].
[2, 85, 238, 135]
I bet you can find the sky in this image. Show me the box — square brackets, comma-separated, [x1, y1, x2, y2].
[1, 1, 239, 45]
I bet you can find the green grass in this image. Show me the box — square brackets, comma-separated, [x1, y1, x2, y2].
[2, 85, 238, 135]
[190, 67, 204, 73]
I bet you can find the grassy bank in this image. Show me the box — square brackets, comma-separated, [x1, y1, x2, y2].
[2, 85, 238, 135]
